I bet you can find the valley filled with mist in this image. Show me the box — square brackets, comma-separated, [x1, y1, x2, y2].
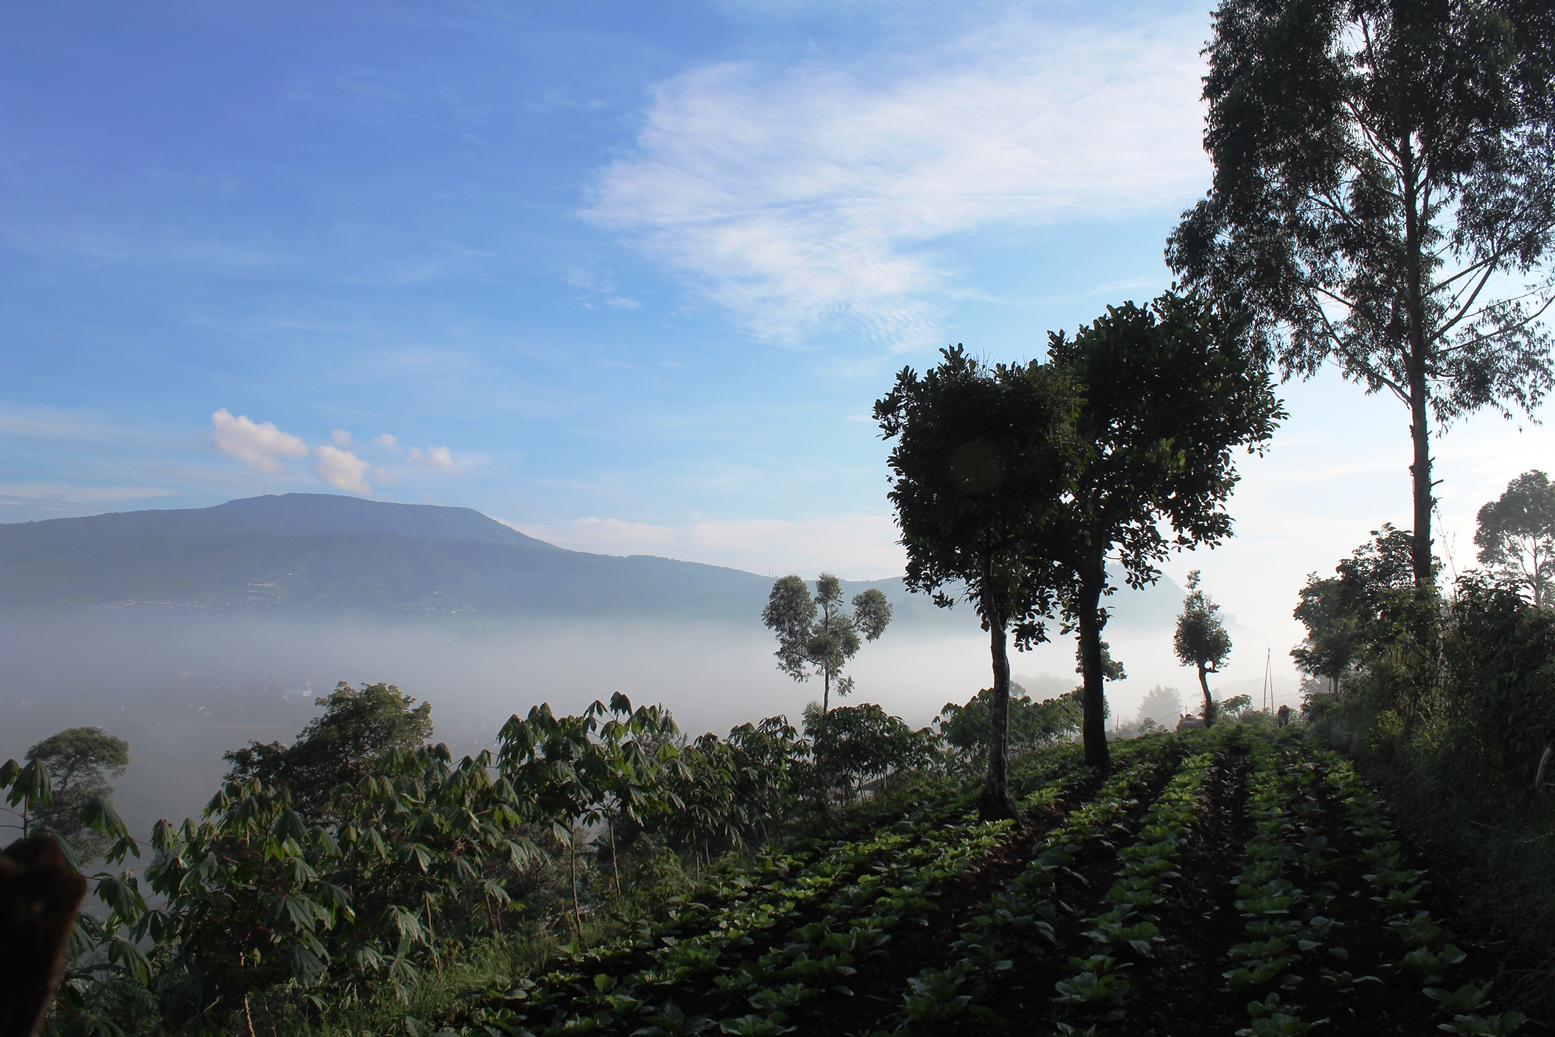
[1, 494, 1215, 837]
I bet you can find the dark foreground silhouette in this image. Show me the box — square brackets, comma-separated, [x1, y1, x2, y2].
[1, 836, 86, 1037]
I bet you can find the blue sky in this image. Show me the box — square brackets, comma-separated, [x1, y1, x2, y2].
[3, 0, 1551, 673]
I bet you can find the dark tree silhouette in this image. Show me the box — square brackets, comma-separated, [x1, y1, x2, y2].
[1174, 570, 1233, 726]
[1048, 292, 1282, 771]
[874, 346, 1079, 818]
[1476, 469, 1555, 605]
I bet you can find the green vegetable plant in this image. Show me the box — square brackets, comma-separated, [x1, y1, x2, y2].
[1222, 735, 1341, 1034]
[1045, 742, 1219, 1031]
[1320, 752, 1524, 1034]
[885, 736, 1181, 1035]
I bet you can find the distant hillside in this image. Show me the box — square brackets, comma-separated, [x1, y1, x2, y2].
[0, 493, 1186, 627]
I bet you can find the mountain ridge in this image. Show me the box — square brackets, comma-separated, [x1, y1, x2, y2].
[0, 493, 1187, 628]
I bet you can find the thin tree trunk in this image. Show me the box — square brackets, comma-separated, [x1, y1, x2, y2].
[980, 600, 1015, 821]
[1077, 549, 1112, 774]
[609, 816, 621, 899]
[1401, 150, 1435, 589]
[425, 896, 441, 974]
[1199, 664, 1214, 728]
[823, 670, 830, 714]
[1409, 364, 1434, 585]
[244, 995, 257, 1037]
[568, 828, 583, 939]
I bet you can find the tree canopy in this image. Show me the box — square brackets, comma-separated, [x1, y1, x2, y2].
[802, 702, 932, 804]
[1135, 685, 1185, 730]
[761, 574, 892, 712]
[1174, 571, 1234, 726]
[1047, 292, 1283, 770]
[935, 685, 1082, 764]
[1169, 0, 1555, 586]
[223, 681, 434, 824]
[22, 727, 129, 860]
[1475, 469, 1555, 605]
[874, 345, 1079, 817]
[1292, 524, 1427, 690]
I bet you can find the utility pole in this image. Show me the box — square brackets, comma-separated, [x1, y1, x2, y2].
[1261, 647, 1272, 713]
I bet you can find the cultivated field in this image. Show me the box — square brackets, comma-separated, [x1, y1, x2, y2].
[441, 728, 1537, 1037]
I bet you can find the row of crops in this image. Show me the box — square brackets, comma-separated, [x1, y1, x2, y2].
[434, 729, 1533, 1037]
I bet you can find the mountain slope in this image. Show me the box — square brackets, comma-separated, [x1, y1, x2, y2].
[0, 493, 1186, 627]
[0, 494, 774, 619]
[5, 492, 556, 547]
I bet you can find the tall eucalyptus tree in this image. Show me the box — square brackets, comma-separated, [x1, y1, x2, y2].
[1169, 0, 1555, 585]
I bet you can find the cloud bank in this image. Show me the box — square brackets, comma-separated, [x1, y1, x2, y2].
[210, 409, 308, 474]
[206, 411, 460, 496]
[516, 512, 906, 581]
[313, 444, 373, 494]
[585, 11, 1209, 346]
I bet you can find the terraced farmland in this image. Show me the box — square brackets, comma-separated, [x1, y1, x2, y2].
[447, 729, 1540, 1037]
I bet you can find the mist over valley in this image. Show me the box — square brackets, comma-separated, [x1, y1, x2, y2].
[2, 493, 1204, 834]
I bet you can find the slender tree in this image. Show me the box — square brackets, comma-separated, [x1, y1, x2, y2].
[1048, 292, 1283, 771]
[1475, 469, 1555, 604]
[875, 346, 1079, 818]
[1174, 570, 1234, 726]
[761, 573, 892, 712]
[1169, 0, 1555, 586]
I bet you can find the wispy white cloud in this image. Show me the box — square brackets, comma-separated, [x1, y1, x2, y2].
[0, 483, 179, 504]
[563, 268, 642, 310]
[313, 444, 372, 494]
[0, 405, 164, 445]
[513, 513, 905, 580]
[5, 227, 284, 271]
[584, 10, 1208, 346]
[408, 445, 461, 473]
[373, 433, 399, 451]
[210, 409, 309, 475]
[331, 428, 353, 446]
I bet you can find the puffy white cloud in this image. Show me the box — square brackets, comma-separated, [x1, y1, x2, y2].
[408, 445, 461, 473]
[313, 444, 372, 494]
[210, 409, 308, 475]
[585, 11, 1208, 346]
[373, 433, 399, 451]
[331, 429, 352, 446]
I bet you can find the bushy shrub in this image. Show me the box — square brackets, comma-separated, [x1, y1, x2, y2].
[1443, 576, 1555, 781]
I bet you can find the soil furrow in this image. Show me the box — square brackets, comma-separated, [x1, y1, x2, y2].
[1120, 739, 1252, 1037]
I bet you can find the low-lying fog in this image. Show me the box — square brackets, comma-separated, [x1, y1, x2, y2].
[1, 610, 1289, 839]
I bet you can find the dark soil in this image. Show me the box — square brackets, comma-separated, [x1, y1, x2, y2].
[987, 759, 1184, 1036]
[1304, 776, 1554, 1037]
[1120, 741, 1253, 1037]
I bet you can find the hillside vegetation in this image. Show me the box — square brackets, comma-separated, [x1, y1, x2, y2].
[6, 689, 1548, 1037]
